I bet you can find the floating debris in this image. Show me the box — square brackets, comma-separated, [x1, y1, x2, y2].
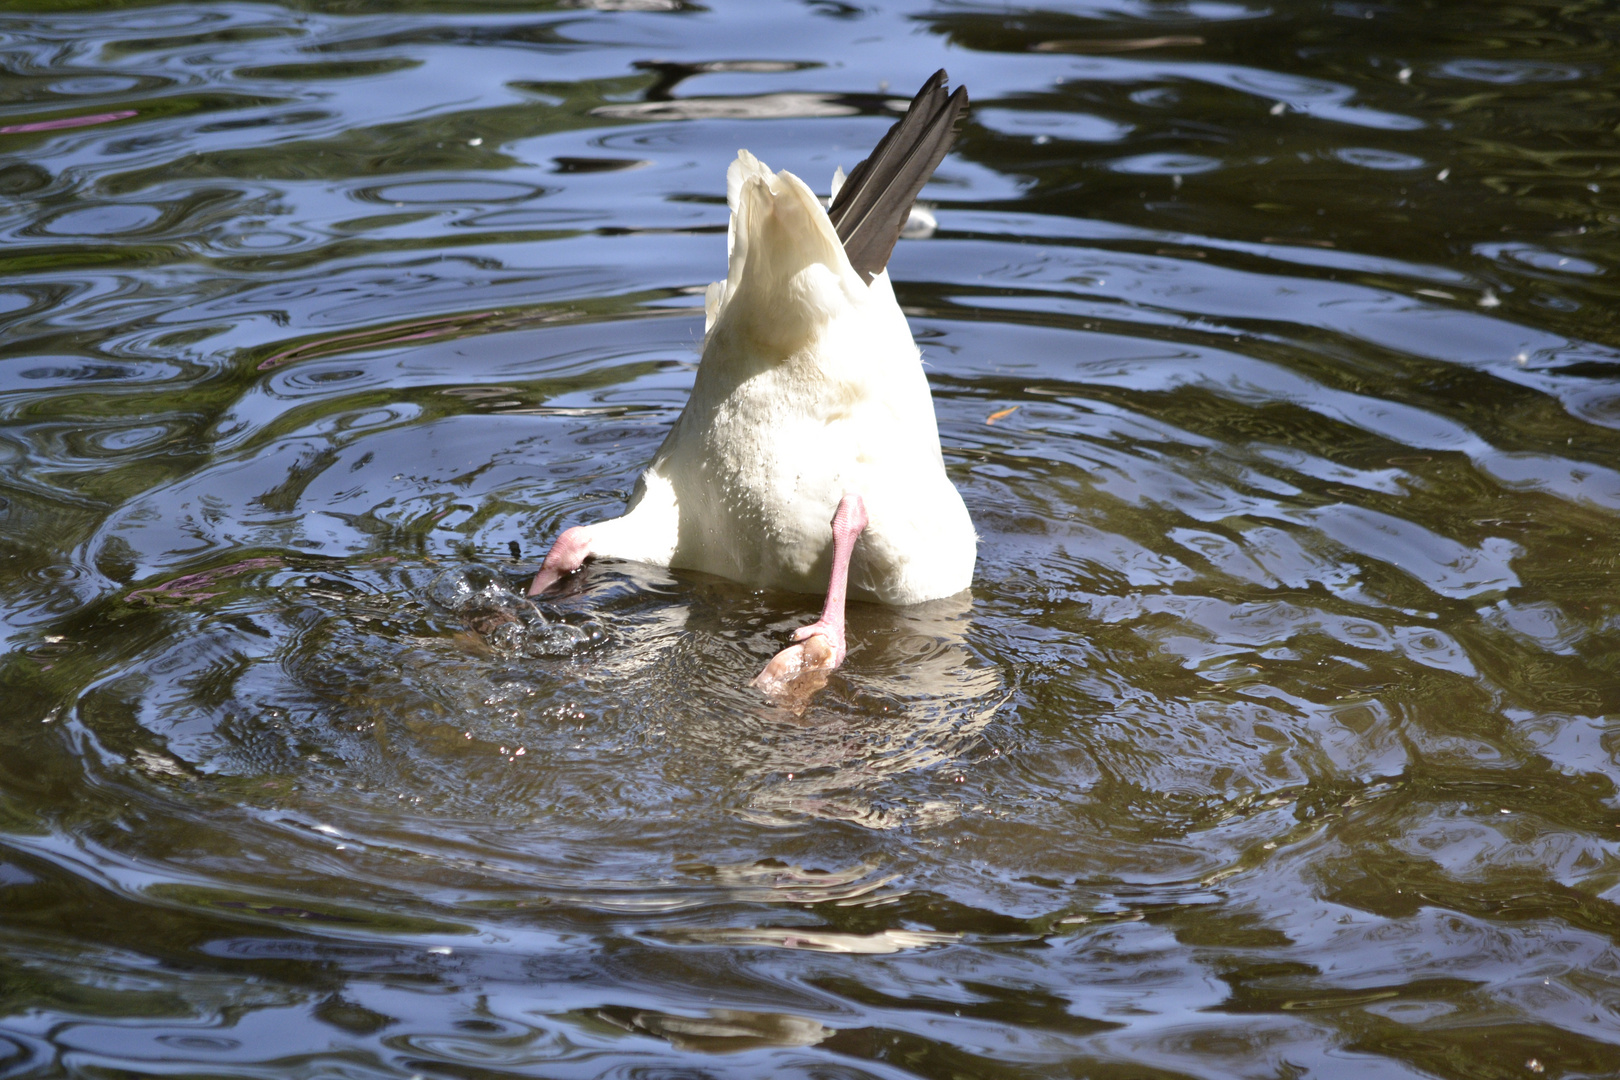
[985, 405, 1020, 425]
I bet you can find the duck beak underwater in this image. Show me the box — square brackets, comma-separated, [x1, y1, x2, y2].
[529, 70, 977, 699]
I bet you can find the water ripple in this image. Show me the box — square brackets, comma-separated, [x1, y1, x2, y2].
[3, 1, 1620, 1078]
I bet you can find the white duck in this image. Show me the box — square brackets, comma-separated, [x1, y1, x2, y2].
[529, 70, 976, 696]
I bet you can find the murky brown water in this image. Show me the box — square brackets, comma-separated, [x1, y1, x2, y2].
[3, 1, 1620, 1077]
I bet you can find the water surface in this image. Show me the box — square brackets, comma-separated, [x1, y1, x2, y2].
[3, 1, 1620, 1077]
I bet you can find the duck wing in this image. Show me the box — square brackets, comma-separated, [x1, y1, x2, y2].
[827, 69, 968, 284]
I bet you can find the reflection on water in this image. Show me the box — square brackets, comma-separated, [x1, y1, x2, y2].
[3, 0, 1620, 1077]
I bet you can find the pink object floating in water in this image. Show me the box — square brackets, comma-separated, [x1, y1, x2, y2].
[0, 110, 138, 134]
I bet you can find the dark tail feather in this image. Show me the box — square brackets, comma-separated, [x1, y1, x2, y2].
[828, 69, 967, 284]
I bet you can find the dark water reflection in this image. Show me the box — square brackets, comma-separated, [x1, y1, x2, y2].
[4, 0, 1620, 1077]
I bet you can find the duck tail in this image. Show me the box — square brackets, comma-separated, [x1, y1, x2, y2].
[827, 69, 968, 284]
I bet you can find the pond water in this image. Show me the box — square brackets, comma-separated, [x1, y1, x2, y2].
[3, 1, 1620, 1077]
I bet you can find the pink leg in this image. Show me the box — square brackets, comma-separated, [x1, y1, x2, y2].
[753, 493, 868, 697]
[528, 525, 593, 596]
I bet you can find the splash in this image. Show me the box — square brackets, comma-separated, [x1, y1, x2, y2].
[425, 564, 605, 657]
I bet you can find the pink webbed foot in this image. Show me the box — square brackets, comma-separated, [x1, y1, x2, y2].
[752, 493, 868, 703]
[528, 525, 593, 596]
[751, 631, 839, 704]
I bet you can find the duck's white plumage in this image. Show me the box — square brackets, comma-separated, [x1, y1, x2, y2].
[583, 148, 974, 605]
[531, 71, 974, 695]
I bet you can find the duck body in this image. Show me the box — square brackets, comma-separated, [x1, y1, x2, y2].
[530, 70, 974, 693]
[586, 151, 974, 605]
